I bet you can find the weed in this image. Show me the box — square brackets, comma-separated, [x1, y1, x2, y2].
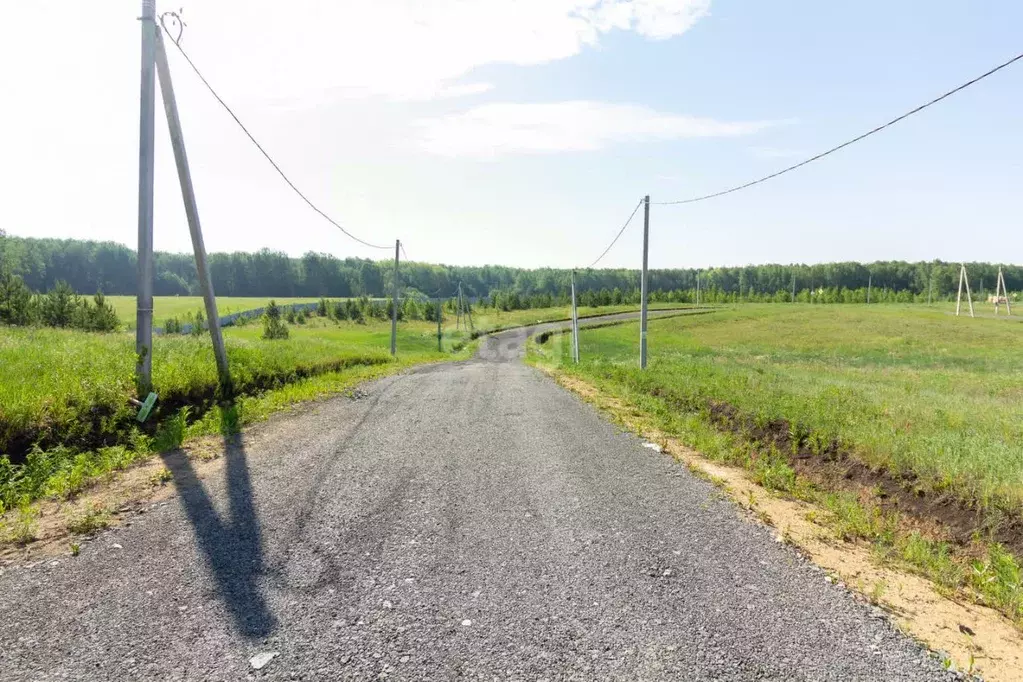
[870, 580, 887, 604]
[149, 467, 173, 486]
[10, 499, 38, 545]
[70, 542, 80, 556]
[153, 408, 190, 452]
[66, 504, 110, 535]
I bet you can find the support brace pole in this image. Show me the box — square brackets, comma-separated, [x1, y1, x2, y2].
[154, 30, 231, 391]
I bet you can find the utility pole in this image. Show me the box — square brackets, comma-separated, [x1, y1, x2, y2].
[867, 273, 872, 304]
[154, 29, 230, 390]
[455, 283, 463, 332]
[464, 285, 474, 332]
[696, 273, 701, 306]
[135, 0, 157, 395]
[640, 195, 650, 369]
[391, 240, 399, 355]
[436, 298, 443, 351]
[928, 273, 933, 306]
[791, 275, 796, 303]
[956, 263, 975, 318]
[997, 267, 1012, 316]
[570, 271, 580, 363]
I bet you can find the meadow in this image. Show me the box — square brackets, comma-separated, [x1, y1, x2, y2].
[105, 296, 321, 326]
[532, 305, 1023, 514]
[0, 301, 687, 512]
[530, 304, 1023, 621]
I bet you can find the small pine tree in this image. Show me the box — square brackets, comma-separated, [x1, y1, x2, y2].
[190, 309, 206, 336]
[86, 292, 120, 332]
[261, 300, 289, 340]
[41, 280, 77, 327]
[0, 270, 36, 326]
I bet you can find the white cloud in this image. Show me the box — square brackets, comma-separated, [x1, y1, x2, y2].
[169, 0, 712, 102]
[417, 101, 777, 157]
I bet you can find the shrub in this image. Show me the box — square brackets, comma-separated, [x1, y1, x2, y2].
[261, 300, 289, 340]
[164, 317, 182, 334]
[40, 280, 77, 327]
[0, 270, 36, 325]
[190, 309, 206, 336]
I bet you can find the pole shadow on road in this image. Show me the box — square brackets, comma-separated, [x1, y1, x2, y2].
[159, 403, 276, 639]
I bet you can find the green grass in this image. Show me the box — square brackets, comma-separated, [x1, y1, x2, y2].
[529, 304, 1023, 622]
[0, 302, 681, 510]
[106, 296, 321, 327]
[532, 304, 1023, 514]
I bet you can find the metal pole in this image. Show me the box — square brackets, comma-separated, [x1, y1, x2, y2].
[135, 0, 157, 395]
[640, 195, 650, 369]
[391, 240, 399, 355]
[436, 298, 443, 352]
[154, 31, 230, 390]
[570, 271, 580, 363]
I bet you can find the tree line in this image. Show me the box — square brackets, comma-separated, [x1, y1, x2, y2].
[2, 234, 1018, 302]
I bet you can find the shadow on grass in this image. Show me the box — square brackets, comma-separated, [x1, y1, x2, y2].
[159, 402, 276, 639]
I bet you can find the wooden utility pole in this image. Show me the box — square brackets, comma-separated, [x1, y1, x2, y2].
[791, 275, 796, 303]
[867, 273, 872, 304]
[154, 29, 230, 389]
[956, 263, 975, 318]
[995, 266, 1012, 316]
[570, 271, 580, 363]
[135, 0, 157, 395]
[640, 195, 650, 369]
[391, 240, 399, 355]
[436, 298, 443, 351]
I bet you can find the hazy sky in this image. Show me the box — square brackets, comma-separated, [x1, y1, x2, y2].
[2, 1, 1021, 269]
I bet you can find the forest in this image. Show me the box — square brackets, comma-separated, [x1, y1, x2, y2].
[1, 233, 1018, 302]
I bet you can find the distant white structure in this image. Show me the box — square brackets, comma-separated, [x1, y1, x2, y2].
[955, 263, 975, 318]
[993, 266, 1012, 316]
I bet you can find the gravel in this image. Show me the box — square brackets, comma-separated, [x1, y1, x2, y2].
[0, 315, 959, 680]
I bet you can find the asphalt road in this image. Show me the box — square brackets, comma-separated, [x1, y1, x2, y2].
[0, 313, 957, 681]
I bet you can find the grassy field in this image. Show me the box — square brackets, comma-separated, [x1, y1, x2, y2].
[529, 304, 1023, 622]
[0, 302, 689, 513]
[106, 296, 320, 326]
[532, 305, 1023, 513]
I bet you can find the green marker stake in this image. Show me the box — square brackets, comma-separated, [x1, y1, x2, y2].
[130, 392, 159, 423]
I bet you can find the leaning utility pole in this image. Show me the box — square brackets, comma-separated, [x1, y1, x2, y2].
[640, 195, 650, 369]
[154, 28, 230, 389]
[995, 266, 1012, 316]
[570, 271, 580, 363]
[135, 0, 157, 395]
[391, 240, 399, 355]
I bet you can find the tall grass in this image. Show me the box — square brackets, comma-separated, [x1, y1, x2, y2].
[534, 305, 1023, 514]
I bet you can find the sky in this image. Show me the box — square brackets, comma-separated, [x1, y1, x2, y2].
[1, 1, 1021, 270]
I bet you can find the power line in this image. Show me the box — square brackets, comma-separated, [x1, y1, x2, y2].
[655, 49, 1023, 206]
[156, 15, 391, 250]
[399, 240, 409, 262]
[584, 198, 644, 269]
